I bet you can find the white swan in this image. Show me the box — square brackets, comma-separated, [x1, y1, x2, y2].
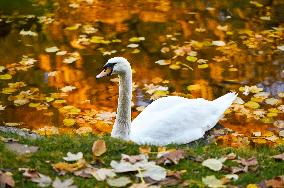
[96, 57, 237, 146]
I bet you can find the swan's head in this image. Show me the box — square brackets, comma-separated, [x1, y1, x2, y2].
[96, 57, 131, 79]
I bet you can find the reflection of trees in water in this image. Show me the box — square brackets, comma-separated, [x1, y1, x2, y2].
[0, 0, 283, 130]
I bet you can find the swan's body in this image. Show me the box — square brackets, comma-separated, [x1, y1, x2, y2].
[96, 57, 237, 146]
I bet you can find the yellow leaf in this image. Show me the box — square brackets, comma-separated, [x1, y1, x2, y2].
[187, 84, 201, 91]
[92, 139, 107, 157]
[246, 184, 259, 188]
[169, 64, 181, 70]
[45, 97, 54, 102]
[53, 159, 86, 172]
[198, 64, 209, 69]
[0, 74, 12, 80]
[63, 118, 76, 127]
[139, 146, 151, 156]
[244, 101, 260, 109]
[186, 56, 197, 62]
[28, 103, 40, 108]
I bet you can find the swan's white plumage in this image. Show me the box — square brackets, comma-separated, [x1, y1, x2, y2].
[130, 93, 237, 145]
[97, 57, 237, 146]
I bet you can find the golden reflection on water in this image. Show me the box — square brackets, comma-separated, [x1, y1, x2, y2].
[0, 0, 283, 135]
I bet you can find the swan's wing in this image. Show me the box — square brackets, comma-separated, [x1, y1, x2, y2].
[134, 96, 202, 116]
[131, 98, 220, 145]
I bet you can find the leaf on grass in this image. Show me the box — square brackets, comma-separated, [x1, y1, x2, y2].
[31, 173, 52, 187]
[0, 171, 15, 187]
[106, 176, 131, 187]
[139, 146, 151, 156]
[271, 153, 284, 161]
[156, 150, 187, 165]
[136, 163, 167, 181]
[52, 177, 77, 188]
[63, 152, 83, 162]
[265, 175, 284, 188]
[111, 154, 166, 181]
[92, 139, 107, 157]
[224, 174, 238, 181]
[239, 157, 258, 166]
[53, 159, 86, 173]
[91, 168, 116, 181]
[202, 158, 224, 171]
[202, 175, 226, 188]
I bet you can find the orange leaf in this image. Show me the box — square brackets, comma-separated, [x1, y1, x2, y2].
[92, 139, 107, 157]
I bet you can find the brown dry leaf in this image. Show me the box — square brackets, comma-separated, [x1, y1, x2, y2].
[122, 154, 147, 164]
[238, 157, 258, 167]
[0, 171, 15, 187]
[20, 168, 40, 179]
[271, 153, 284, 161]
[92, 139, 107, 157]
[265, 175, 284, 188]
[53, 159, 86, 173]
[73, 167, 95, 178]
[159, 171, 182, 186]
[156, 150, 187, 165]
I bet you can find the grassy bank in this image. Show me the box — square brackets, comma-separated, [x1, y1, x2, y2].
[0, 132, 284, 187]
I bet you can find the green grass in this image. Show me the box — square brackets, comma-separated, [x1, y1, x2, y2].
[0, 132, 284, 187]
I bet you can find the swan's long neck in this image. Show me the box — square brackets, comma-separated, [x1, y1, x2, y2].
[111, 68, 132, 139]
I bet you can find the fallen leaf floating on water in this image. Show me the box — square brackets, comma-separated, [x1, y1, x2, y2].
[201, 158, 226, 171]
[0, 171, 15, 187]
[156, 149, 187, 165]
[63, 118, 76, 127]
[106, 176, 132, 187]
[212, 40, 226, 46]
[271, 153, 284, 161]
[0, 104, 6, 110]
[61, 86, 76, 93]
[127, 43, 139, 48]
[19, 29, 38, 36]
[277, 45, 284, 51]
[92, 139, 107, 157]
[155, 60, 171, 65]
[45, 46, 59, 53]
[52, 177, 77, 188]
[63, 152, 83, 162]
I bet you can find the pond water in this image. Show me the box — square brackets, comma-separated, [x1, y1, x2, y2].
[0, 0, 283, 140]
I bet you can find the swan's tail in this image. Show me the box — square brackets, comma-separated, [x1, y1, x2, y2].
[213, 92, 238, 110]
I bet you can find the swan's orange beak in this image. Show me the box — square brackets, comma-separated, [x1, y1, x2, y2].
[96, 67, 112, 79]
